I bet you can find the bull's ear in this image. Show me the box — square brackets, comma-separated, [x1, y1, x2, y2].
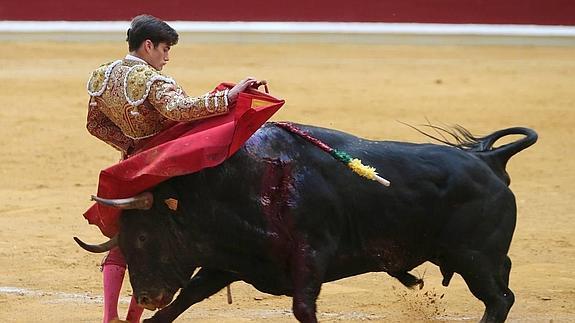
[153, 183, 180, 213]
[164, 198, 178, 211]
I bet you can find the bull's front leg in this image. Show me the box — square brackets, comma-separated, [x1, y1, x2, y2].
[290, 238, 333, 323]
[144, 268, 236, 322]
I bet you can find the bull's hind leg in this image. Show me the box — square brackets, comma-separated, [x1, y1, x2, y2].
[453, 252, 514, 323]
[442, 186, 517, 322]
[389, 271, 424, 289]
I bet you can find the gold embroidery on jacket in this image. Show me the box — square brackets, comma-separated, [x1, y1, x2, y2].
[150, 83, 229, 121]
[124, 64, 176, 106]
[87, 59, 229, 142]
[87, 60, 122, 96]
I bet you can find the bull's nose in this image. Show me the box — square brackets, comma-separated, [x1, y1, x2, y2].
[138, 295, 149, 304]
[137, 293, 156, 310]
[137, 292, 168, 310]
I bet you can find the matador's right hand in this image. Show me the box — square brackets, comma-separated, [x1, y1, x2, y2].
[227, 77, 258, 103]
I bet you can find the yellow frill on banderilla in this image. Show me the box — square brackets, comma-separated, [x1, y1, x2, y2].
[347, 158, 391, 186]
[348, 158, 378, 180]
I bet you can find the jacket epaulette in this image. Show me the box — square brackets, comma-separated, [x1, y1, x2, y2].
[124, 64, 175, 106]
[87, 60, 122, 96]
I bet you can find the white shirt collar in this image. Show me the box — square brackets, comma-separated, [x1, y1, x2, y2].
[125, 54, 147, 64]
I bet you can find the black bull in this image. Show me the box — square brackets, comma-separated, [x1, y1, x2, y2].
[75, 123, 537, 322]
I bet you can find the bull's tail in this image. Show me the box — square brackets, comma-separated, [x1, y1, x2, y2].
[473, 127, 538, 162]
[473, 127, 538, 185]
[409, 124, 538, 185]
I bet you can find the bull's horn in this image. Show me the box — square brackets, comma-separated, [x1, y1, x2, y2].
[73, 235, 118, 253]
[91, 192, 154, 210]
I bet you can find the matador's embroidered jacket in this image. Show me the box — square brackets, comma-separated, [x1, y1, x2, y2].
[86, 56, 229, 155]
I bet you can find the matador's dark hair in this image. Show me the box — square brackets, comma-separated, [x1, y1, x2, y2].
[126, 14, 179, 52]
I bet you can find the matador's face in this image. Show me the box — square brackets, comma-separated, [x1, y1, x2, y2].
[147, 41, 171, 71]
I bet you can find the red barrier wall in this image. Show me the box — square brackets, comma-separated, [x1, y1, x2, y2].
[1, 0, 574, 25]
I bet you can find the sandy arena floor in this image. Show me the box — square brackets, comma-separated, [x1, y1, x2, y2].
[0, 34, 574, 322]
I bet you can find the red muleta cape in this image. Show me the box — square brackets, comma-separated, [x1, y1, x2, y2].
[83, 83, 285, 237]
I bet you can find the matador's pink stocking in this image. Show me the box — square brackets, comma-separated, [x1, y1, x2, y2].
[103, 263, 125, 323]
[103, 247, 144, 323]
